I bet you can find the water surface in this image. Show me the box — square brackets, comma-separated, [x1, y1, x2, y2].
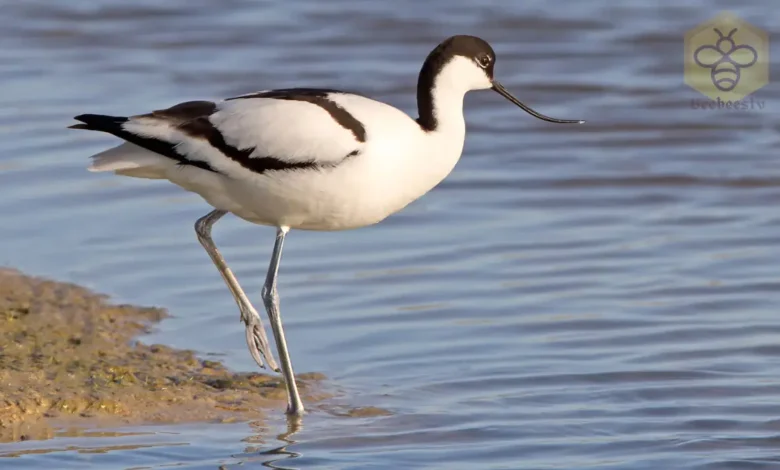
[2, 0, 780, 468]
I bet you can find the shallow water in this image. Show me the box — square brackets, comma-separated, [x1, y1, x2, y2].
[2, 0, 780, 468]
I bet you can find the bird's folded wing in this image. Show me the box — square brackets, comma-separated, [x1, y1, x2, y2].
[116, 90, 365, 177]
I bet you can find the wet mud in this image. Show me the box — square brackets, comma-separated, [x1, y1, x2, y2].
[0, 269, 329, 441]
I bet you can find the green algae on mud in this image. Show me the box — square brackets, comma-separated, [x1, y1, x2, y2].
[0, 268, 327, 442]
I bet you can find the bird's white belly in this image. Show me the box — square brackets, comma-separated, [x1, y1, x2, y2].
[167, 142, 456, 231]
[218, 154, 427, 231]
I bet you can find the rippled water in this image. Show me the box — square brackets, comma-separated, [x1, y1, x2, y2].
[2, 0, 780, 468]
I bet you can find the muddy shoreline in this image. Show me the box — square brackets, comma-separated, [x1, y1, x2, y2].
[0, 268, 329, 442]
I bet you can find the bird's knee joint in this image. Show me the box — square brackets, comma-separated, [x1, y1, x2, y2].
[261, 284, 279, 304]
[194, 220, 209, 239]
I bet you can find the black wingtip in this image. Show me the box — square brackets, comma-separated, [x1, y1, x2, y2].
[73, 113, 127, 124]
[68, 114, 128, 132]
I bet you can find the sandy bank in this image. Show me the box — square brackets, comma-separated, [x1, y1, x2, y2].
[0, 268, 330, 441]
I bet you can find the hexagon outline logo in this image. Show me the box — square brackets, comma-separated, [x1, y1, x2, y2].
[684, 11, 769, 101]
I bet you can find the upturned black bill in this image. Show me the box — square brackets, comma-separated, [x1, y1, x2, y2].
[491, 81, 584, 124]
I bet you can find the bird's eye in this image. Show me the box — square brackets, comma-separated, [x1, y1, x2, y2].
[477, 55, 491, 68]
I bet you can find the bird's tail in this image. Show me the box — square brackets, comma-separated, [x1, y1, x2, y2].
[70, 114, 173, 179]
[86, 142, 172, 179]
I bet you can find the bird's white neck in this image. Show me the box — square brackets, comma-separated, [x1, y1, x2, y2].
[414, 56, 487, 190]
[417, 56, 477, 137]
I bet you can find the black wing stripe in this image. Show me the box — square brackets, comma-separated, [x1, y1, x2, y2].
[179, 117, 320, 174]
[227, 88, 367, 143]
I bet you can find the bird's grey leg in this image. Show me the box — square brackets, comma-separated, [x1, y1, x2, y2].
[262, 226, 305, 416]
[195, 210, 279, 372]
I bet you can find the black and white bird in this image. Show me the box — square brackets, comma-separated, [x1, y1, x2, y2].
[69, 35, 583, 417]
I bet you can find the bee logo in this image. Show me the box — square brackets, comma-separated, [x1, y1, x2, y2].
[693, 28, 758, 92]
